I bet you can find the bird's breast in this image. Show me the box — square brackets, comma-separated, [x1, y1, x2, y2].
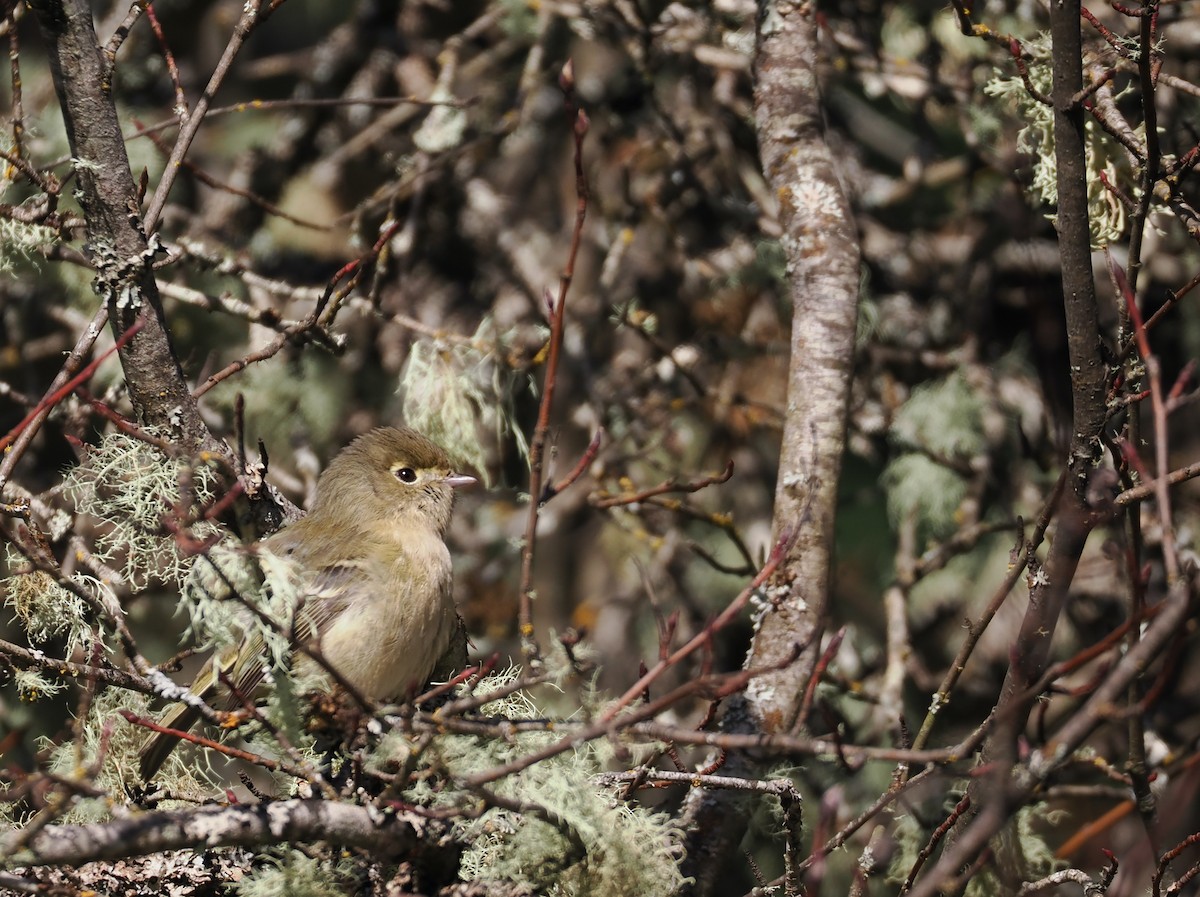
[312, 537, 456, 700]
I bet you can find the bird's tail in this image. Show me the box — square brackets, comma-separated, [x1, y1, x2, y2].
[137, 700, 203, 781]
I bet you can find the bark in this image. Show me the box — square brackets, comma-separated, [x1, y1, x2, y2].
[1, 799, 428, 866]
[744, 0, 859, 757]
[748, 0, 860, 744]
[974, 0, 1107, 810]
[27, 0, 215, 452]
[679, 2, 861, 891]
[926, 1, 1113, 890]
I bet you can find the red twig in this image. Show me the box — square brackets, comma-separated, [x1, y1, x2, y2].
[902, 793, 972, 893]
[1108, 250, 1179, 582]
[1082, 6, 1137, 57]
[1037, 600, 1160, 690]
[1154, 831, 1200, 897]
[1115, 435, 1151, 484]
[516, 61, 590, 666]
[1111, 0, 1154, 17]
[413, 657, 496, 705]
[544, 428, 603, 501]
[1070, 66, 1117, 106]
[1098, 169, 1137, 212]
[145, 3, 186, 121]
[797, 626, 846, 729]
[1166, 359, 1194, 405]
[599, 529, 796, 724]
[1009, 38, 1052, 105]
[119, 709, 280, 771]
[0, 314, 145, 453]
[160, 478, 245, 556]
[1100, 849, 1120, 888]
[314, 218, 404, 325]
[199, 478, 246, 524]
[1129, 270, 1200, 353]
[129, 95, 473, 145]
[74, 387, 175, 453]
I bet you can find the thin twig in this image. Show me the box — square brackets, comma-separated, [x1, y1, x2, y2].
[143, 1, 265, 233]
[590, 460, 735, 508]
[515, 61, 590, 667]
[0, 314, 145, 455]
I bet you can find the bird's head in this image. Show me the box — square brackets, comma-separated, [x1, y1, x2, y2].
[311, 427, 476, 535]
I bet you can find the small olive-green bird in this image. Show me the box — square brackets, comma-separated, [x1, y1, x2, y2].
[138, 426, 475, 780]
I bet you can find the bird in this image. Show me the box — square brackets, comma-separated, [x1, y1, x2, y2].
[138, 426, 476, 780]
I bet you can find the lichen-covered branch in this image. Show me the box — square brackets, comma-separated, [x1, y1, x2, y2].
[26, 0, 214, 452]
[1, 799, 425, 867]
[679, 1, 861, 891]
[745, 0, 861, 739]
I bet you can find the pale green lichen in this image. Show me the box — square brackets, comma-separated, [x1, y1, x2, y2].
[881, 5, 928, 64]
[387, 667, 685, 897]
[888, 797, 1062, 895]
[0, 216, 56, 275]
[498, 0, 539, 38]
[882, 373, 987, 538]
[889, 372, 986, 461]
[983, 32, 1131, 247]
[882, 452, 966, 538]
[399, 317, 531, 483]
[2, 544, 113, 660]
[0, 143, 56, 274]
[63, 432, 221, 590]
[10, 667, 69, 702]
[231, 848, 348, 897]
[206, 353, 350, 455]
[173, 539, 327, 780]
[182, 542, 310, 672]
[611, 298, 659, 335]
[413, 88, 467, 155]
[43, 688, 217, 821]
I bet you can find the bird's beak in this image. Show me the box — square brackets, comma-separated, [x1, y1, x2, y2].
[444, 473, 477, 489]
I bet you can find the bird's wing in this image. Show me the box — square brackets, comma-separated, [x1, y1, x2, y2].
[263, 522, 357, 621]
[258, 527, 394, 681]
[208, 528, 375, 704]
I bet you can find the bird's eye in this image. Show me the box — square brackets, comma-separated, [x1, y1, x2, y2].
[395, 467, 418, 483]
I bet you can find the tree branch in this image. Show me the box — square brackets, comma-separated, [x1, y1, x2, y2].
[679, 1, 861, 892]
[26, 0, 215, 451]
[1, 799, 427, 868]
